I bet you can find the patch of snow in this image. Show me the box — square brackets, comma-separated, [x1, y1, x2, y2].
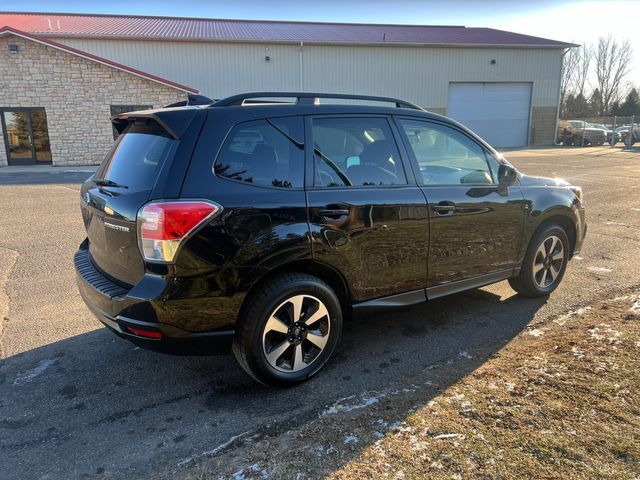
[389, 386, 417, 395]
[373, 431, 384, 439]
[408, 434, 429, 451]
[588, 267, 612, 273]
[177, 431, 250, 466]
[527, 328, 545, 337]
[555, 306, 592, 326]
[322, 394, 379, 416]
[589, 325, 622, 344]
[574, 255, 584, 260]
[374, 419, 402, 432]
[13, 358, 57, 385]
[458, 351, 472, 359]
[630, 299, 640, 314]
[613, 294, 638, 301]
[433, 433, 465, 440]
[232, 463, 269, 480]
[343, 434, 358, 445]
[631, 208, 640, 211]
[571, 346, 585, 359]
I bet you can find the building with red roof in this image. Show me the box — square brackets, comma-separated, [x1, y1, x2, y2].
[0, 12, 575, 165]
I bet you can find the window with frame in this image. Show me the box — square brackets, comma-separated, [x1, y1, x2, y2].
[399, 119, 494, 186]
[312, 117, 406, 187]
[214, 116, 304, 188]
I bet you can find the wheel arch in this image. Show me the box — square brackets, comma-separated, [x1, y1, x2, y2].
[239, 260, 352, 319]
[531, 212, 577, 259]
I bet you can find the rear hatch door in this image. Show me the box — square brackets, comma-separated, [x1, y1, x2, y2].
[80, 109, 204, 286]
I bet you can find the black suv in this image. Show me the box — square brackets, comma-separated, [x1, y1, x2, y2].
[75, 92, 586, 386]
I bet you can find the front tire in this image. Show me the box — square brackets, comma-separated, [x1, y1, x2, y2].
[509, 224, 570, 298]
[232, 273, 342, 387]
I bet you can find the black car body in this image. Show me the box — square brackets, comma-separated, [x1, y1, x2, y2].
[75, 92, 586, 385]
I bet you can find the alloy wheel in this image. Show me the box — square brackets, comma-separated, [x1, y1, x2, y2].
[262, 294, 331, 373]
[532, 235, 564, 288]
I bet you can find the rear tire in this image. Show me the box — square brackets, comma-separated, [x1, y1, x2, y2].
[509, 224, 570, 298]
[232, 272, 342, 387]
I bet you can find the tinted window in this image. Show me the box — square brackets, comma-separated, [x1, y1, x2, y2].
[312, 117, 406, 187]
[399, 119, 493, 185]
[215, 117, 304, 188]
[95, 121, 176, 191]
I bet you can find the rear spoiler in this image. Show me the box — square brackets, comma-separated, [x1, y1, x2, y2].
[111, 107, 202, 139]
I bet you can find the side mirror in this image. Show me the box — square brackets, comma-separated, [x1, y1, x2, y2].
[498, 164, 518, 186]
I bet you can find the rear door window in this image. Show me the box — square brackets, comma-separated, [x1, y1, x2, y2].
[311, 117, 406, 187]
[214, 116, 304, 188]
[95, 121, 177, 191]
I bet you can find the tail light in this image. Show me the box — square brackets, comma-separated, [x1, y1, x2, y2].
[137, 200, 222, 263]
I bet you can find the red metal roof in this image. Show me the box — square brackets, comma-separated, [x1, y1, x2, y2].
[0, 12, 575, 47]
[0, 26, 198, 93]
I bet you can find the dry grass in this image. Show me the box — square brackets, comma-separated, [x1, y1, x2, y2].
[330, 295, 640, 480]
[192, 292, 640, 480]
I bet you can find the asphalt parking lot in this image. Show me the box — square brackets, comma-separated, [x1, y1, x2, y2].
[1, 145, 639, 479]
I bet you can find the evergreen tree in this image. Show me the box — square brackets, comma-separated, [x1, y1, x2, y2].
[619, 88, 640, 116]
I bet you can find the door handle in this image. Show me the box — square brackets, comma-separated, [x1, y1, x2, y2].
[432, 201, 456, 215]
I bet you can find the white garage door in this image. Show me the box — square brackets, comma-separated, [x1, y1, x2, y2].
[447, 83, 532, 148]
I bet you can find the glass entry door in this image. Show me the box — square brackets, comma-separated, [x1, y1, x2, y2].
[1, 108, 52, 165]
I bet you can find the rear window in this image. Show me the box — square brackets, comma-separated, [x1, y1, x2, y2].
[96, 121, 177, 191]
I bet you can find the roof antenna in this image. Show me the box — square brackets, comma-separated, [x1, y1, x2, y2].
[383, 32, 386, 41]
[46, 17, 52, 30]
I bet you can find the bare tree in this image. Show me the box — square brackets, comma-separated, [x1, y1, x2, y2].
[595, 36, 633, 116]
[560, 45, 580, 111]
[575, 45, 592, 98]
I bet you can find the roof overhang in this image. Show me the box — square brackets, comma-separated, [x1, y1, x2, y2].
[0, 26, 199, 93]
[19, 32, 580, 49]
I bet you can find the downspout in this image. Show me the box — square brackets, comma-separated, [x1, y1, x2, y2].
[299, 41, 304, 91]
[554, 47, 571, 146]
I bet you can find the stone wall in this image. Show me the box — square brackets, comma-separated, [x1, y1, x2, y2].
[530, 106, 558, 146]
[0, 35, 187, 166]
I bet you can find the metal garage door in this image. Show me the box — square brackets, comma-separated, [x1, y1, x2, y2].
[447, 83, 532, 148]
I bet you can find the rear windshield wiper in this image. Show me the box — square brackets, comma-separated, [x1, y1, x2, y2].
[94, 179, 128, 189]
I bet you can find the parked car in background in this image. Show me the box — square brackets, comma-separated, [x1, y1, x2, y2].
[616, 125, 639, 145]
[565, 120, 607, 146]
[591, 123, 621, 145]
[75, 92, 587, 386]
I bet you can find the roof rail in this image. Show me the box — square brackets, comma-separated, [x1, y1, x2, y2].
[212, 92, 424, 110]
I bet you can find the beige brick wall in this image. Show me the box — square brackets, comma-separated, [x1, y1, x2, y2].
[530, 106, 558, 146]
[0, 35, 187, 166]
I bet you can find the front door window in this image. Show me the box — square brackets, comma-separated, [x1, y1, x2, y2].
[1, 108, 52, 165]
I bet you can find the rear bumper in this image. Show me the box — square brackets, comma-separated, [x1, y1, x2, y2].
[74, 240, 233, 355]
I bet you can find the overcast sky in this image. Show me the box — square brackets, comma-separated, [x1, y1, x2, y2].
[3, 0, 639, 90]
